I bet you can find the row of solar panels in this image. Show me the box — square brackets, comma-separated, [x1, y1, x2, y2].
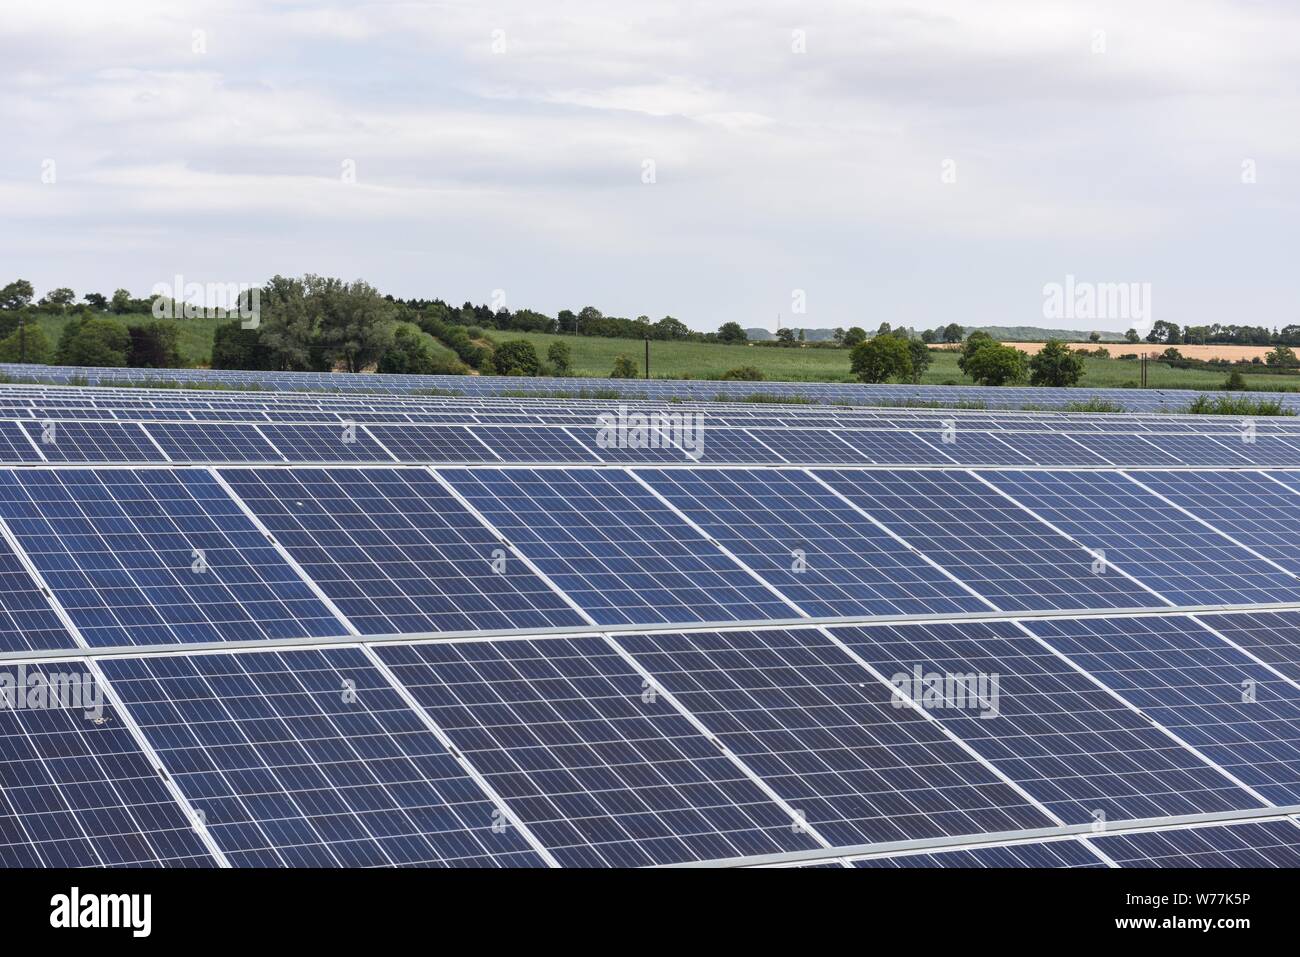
[2, 419, 1298, 467]
[2, 465, 1300, 655]
[6, 610, 1300, 867]
[5, 362, 1299, 412]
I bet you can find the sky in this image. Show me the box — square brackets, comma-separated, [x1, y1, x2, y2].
[1, 0, 1298, 334]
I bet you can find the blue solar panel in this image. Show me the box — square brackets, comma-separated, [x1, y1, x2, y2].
[0, 469, 348, 646]
[977, 431, 1111, 467]
[852, 838, 1105, 868]
[834, 620, 1265, 823]
[0, 421, 42, 463]
[1024, 615, 1300, 805]
[1066, 434, 1183, 466]
[99, 648, 547, 867]
[20, 420, 166, 462]
[1090, 820, 1300, 867]
[979, 470, 1300, 605]
[818, 469, 1154, 612]
[747, 430, 869, 464]
[905, 431, 1034, 466]
[218, 468, 586, 635]
[1201, 610, 1300, 684]
[471, 427, 598, 462]
[144, 423, 283, 463]
[365, 425, 498, 462]
[0, 661, 216, 867]
[612, 628, 1053, 844]
[638, 468, 986, 617]
[691, 428, 778, 464]
[1140, 434, 1256, 467]
[0, 537, 76, 652]
[258, 423, 394, 462]
[831, 430, 945, 464]
[375, 636, 822, 866]
[441, 468, 797, 626]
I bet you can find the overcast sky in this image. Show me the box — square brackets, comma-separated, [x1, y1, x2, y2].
[2, 0, 1297, 333]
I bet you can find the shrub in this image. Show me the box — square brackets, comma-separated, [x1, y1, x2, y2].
[610, 354, 639, 378]
[489, 339, 541, 376]
[720, 365, 764, 381]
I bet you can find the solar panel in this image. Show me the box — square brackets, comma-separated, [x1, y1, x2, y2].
[365, 425, 498, 462]
[832, 430, 947, 465]
[98, 648, 548, 867]
[0, 661, 216, 867]
[257, 424, 394, 462]
[747, 430, 869, 464]
[218, 468, 586, 635]
[0, 537, 76, 652]
[375, 635, 822, 866]
[470, 427, 598, 462]
[851, 838, 1106, 868]
[637, 468, 986, 617]
[1088, 819, 1300, 867]
[1065, 434, 1182, 467]
[818, 469, 1155, 612]
[0, 421, 42, 463]
[1023, 615, 1300, 805]
[145, 423, 283, 463]
[907, 431, 1034, 466]
[0, 469, 349, 646]
[979, 470, 1300, 605]
[440, 468, 797, 626]
[612, 628, 1054, 845]
[20, 420, 166, 462]
[834, 620, 1265, 822]
[1200, 610, 1300, 684]
[982, 431, 1111, 467]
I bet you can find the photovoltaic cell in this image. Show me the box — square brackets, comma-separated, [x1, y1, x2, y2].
[144, 423, 283, 463]
[638, 468, 986, 617]
[833, 620, 1265, 822]
[832, 430, 949, 465]
[983, 432, 1111, 467]
[365, 425, 497, 462]
[258, 424, 394, 462]
[749, 430, 869, 464]
[978, 470, 1300, 605]
[218, 468, 585, 635]
[20, 421, 166, 463]
[0, 421, 42, 463]
[1066, 434, 1182, 467]
[1089, 820, 1300, 867]
[1023, 615, 1300, 805]
[470, 426, 598, 462]
[0, 469, 348, 646]
[441, 468, 797, 626]
[99, 648, 546, 867]
[375, 636, 822, 866]
[0, 661, 215, 867]
[852, 838, 1105, 868]
[0, 537, 76, 652]
[819, 469, 1154, 612]
[613, 628, 1054, 845]
[1200, 610, 1300, 684]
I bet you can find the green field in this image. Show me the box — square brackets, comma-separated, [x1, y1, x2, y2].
[31, 313, 223, 366]
[493, 331, 1300, 392]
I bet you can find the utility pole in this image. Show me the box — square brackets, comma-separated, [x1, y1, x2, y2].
[644, 335, 650, 379]
[19, 313, 25, 364]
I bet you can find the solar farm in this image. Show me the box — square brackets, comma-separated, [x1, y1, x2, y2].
[3, 374, 1300, 869]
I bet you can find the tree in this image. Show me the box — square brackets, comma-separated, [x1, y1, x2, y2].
[546, 341, 573, 376]
[311, 277, 396, 372]
[0, 280, 34, 311]
[775, 328, 796, 346]
[960, 340, 1027, 386]
[842, 327, 868, 348]
[1088, 331, 1101, 343]
[1225, 371, 1247, 391]
[211, 320, 268, 370]
[654, 316, 690, 340]
[0, 325, 51, 363]
[126, 320, 181, 368]
[942, 323, 964, 344]
[57, 317, 130, 367]
[850, 336, 912, 383]
[1029, 339, 1085, 387]
[906, 339, 932, 383]
[1124, 328, 1140, 343]
[110, 289, 133, 314]
[492, 339, 541, 376]
[1145, 320, 1182, 345]
[610, 354, 639, 378]
[1160, 347, 1183, 362]
[556, 309, 577, 334]
[376, 324, 463, 375]
[256, 275, 314, 370]
[959, 330, 994, 365]
[1266, 345, 1297, 367]
[717, 322, 747, 344]
[83, 292, 108, 310]
[40, 288, 76, 311]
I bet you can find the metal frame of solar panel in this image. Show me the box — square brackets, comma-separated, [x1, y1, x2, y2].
[1, 375, 1300, 869]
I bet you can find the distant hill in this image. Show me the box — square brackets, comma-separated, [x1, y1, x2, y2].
[743, 325, 1126, 343]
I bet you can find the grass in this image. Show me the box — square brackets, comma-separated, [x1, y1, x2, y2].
[1059, 398, 1127, 413]
[31, 313, 224, 367]
[490, 331, 1300, 393]
[1185, 395, 1294, 416]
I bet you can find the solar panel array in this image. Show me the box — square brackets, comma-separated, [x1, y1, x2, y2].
[6, 361, 1300, 414]
[0, 377, 1298, 868]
